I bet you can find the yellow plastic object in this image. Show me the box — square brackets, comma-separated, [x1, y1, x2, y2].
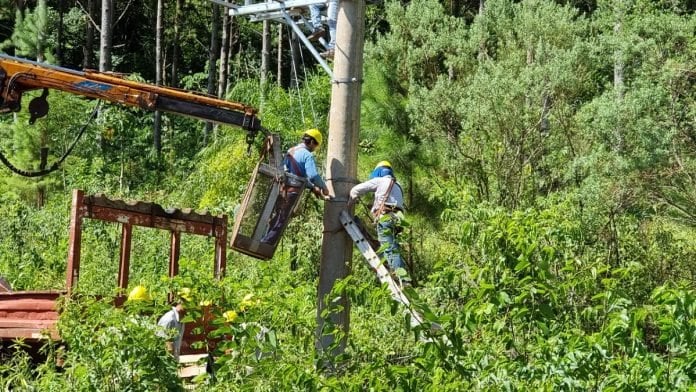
[127, 285, 151, 301]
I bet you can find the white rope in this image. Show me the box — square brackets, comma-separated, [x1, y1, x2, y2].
[294, 28, 319, 128]
[286, 25, 307, 125]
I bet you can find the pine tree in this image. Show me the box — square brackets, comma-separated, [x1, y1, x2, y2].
[0, 0, 57, 207]
[1, 0, 55, 63]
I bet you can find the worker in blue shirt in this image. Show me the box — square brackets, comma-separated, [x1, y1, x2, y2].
[262, 129, 330, 244]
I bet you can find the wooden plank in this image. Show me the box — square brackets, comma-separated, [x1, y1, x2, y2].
[0, 293, 61, 311]
[0, 328, 59, 340]
[0, 319, 57, 328]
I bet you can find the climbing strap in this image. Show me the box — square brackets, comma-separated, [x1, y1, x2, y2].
[373, 178, 396, 222]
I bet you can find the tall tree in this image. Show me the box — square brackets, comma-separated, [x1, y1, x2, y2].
[2, 0, 56, 208]
[612, 0, 625, 152]
[170, 0, 183, 88]
[56, 0, 64, 64]
[4, 0, 54, 62]
[153, 0, 164, 154]
[288, 32, 300, 89]
[99, 0, 113, 71]
[261, 20, 270, 88]
[205, 3, 221, 144]
[82, 0, 96, 69]
[218, 9, 231, 100]
[276, 25, 283, 86]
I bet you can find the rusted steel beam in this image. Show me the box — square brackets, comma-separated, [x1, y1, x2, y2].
[118, 223, 132, 291]
[169, 231, 181, 278]
[66, 190, 228, 291]
[66, 189, 86, 294]
[85, 205, 224, 236]
[215, 216, 228, 278]
[85, 193, 223, 224]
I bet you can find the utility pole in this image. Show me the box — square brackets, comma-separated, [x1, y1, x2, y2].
[316, 0, 365, 360]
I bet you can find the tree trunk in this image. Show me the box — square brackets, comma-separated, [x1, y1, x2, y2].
[277, 26, 283, 86]
[171, 0, 183, 88]
[205, 3, 221, 144]
[218, 11, 231, 100]
[99, 0, 113, 71]
[477, 0, 486, 61]
[261, 20, 270, 88]
[227, 26, 236, 82]
[35, 0, 47, 62]
[83, 0, 96, 69]
[613, 2, 624, 152]
[154, 0, 164, 154]
[57, 0, 64, 65]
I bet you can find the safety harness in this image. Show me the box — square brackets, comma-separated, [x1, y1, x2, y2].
[373, 177, 404, 223]
[283, 145, 307, 194]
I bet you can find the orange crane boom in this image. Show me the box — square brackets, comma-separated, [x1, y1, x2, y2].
[0, 54, 261, 132]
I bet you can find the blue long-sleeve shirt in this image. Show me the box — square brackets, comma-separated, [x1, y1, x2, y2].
[286, 143, 327, 190]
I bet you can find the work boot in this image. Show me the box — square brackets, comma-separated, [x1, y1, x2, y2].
[307, 28, 325, 42]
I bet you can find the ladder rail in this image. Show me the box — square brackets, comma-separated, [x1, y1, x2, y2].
[339, 210, 425, 327]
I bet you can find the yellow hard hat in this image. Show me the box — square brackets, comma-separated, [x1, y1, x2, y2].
[127, 285, 151, 301]
[303, 128, 323, 146]
[375, 160, 392, 169]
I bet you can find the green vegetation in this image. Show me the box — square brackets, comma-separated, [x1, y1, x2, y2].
[1, 0, 696, 390]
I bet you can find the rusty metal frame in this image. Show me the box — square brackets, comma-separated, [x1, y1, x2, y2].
[66, 189, 228, 297]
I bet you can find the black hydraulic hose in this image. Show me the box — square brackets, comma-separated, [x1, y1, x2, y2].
[0, 100, 101, 177]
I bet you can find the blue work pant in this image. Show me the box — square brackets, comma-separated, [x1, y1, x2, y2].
[376, 214, 405, 271]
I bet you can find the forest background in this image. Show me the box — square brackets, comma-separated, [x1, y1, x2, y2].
[0, 0, 695, 390]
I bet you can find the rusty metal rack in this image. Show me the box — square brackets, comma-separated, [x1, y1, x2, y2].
[0, 190, 229, 347]
[66, 189, 229, 297]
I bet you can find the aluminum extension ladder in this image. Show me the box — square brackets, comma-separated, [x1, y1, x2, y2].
[339, 210, 430, 330]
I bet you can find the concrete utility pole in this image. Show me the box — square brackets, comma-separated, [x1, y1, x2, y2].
[316, 0, 365, 359]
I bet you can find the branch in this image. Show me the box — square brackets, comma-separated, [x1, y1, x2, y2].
[114, 0, 136, 27]
[75, 0, 101, 32]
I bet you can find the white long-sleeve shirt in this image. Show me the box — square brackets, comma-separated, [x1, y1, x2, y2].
[157, 307, 184, 359]
[349, 176, 404, 214]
